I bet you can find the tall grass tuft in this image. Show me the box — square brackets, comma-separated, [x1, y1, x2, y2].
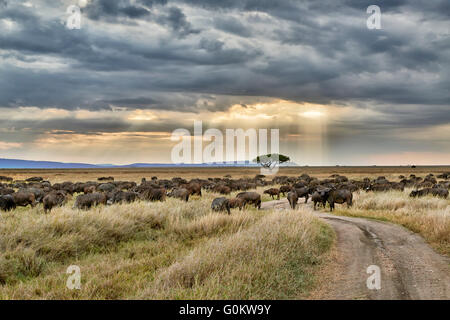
[138, 209, 334, 299]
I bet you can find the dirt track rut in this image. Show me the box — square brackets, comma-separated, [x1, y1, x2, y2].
[262, 199, 450, 300]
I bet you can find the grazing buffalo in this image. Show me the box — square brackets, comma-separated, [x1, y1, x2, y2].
[108, 191, 138, 205]
[214, 185, 231, 195]
[236, 192, 261, 209]
[409, 189, 431, 198]
[228, 197, 245, 210]
[0, 188, 14, 196]
[84, 185, 96, 194]
[410, 188, 448, 199]
[12, 192, 36, 208]
[279, 185, 291, 196]
[43, 191, 67, 214]
[141, 187, 166, 202]
[432, 188, 449, 198]
[21, 187, 45, 203]
[74, 193, 107, 210]
[211, 197, 231, 214]
[366, 184, 390, 192]
[98, 176, 114, 181]
[26, 177, 43, 182]
[97, 183, 115, 193]
[323, 189, 353, 212]
[0, 195, 16, 212]
[263, 188, 280, 200]
[287, 191, 298, 209]
[183, 183, 202, 197]
[167, 188, 190, 202]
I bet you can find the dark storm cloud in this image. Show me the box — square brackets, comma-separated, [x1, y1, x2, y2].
[156, 6, 201, 37]
[213, 16, 252, 37]
[0, 0, 448, 133]
[82, 0, 164, 21]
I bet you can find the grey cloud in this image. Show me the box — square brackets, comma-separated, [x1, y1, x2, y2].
[83, 0, 151, 21]
[213, 16, 252, 37]
[156, 6, 201, 37]
[0, 0, 448, 133]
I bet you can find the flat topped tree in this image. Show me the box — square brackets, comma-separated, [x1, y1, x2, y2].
[253, 154, 290, 169]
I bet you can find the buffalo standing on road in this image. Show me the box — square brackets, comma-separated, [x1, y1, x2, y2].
[263, 188, 281, 200]
[311, 189, 328, 210]
[287, 191, 298, 209]
[323, 189, 353, 212]
[294, 187, 310, 204]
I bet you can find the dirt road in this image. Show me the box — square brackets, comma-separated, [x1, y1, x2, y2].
[262, 199, 450, 300]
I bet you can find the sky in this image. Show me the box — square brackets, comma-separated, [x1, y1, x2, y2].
[0, 0, 449, 166]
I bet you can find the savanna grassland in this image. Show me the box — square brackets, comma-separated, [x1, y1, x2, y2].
[0, 166, 449, 299]
[0, 183, 333, 299]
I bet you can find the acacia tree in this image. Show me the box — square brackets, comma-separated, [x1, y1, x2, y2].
[253, 153, 290, 169]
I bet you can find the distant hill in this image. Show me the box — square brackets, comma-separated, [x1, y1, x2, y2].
[0, 158, 298, 169]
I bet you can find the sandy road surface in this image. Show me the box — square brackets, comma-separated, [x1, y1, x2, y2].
[262, 199, 450, 300]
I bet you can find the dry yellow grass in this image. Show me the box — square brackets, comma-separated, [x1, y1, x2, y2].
[0, 191, 333, 299]
[138, 210, 333, 299]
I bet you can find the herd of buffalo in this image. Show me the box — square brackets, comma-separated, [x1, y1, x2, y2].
[0, 172, 449, 214]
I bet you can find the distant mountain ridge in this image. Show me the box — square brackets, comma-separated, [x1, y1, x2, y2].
[0, 158, 298, 169]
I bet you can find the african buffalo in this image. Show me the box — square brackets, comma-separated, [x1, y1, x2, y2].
[287, 191, 298, 209]
[0, 195, 16, 212]
[12, 192, 36, 208]
[213, 185, 232, 195]
[228, 197, 245, 210]
[0, 188, 14, 196]
[97, 183, 115, 193]
[141, 187, 166, 202]
[74, 192, 107, 210]
[21, 187, 45, 203]
[84, 185, 96, 194]
[211, 197, 231, 214]
[167, 188, 190, 202]
[311, 189, 328, 210]
[279, 185, 291, 196]
[432, 188, 449, 198]
[108, 191, 138, 205]
[43, 191, 67, 214]
[236, 192, 261, 209]
[263, 188, 280, 200]
[183, 183, 202, 197]
[323, 189, 353, 212]
[294, 187, 310, 203]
